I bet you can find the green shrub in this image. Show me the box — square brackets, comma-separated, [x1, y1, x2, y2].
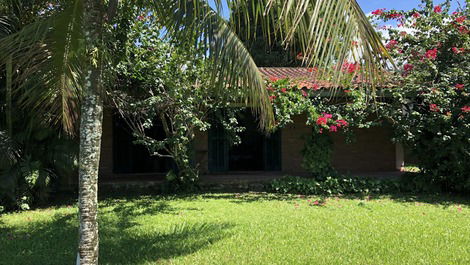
[0, 128, 77, 212]
[301, 133, 335, 178]
[268, 175, 400, 195]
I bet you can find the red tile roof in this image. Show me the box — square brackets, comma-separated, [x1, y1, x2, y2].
[258, 67, 375, 89]
[258, 67, 331, 88]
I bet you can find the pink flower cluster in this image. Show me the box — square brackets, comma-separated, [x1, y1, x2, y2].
[455, 84, 465, 90]
[425, 48, 438, 60]
[316, 113, 349, 133]
[429, 104, 440, 112]
[452, 47, 465, 54]
[371, 8, 386, 16]
[458, 26, 469, 34]
[462, 106, 470, 113]
[342, 62, 360, 74]
[455, 16, 466, 24]
[386, 40, 399, 49]
[386, 13, 403, 19]
[404, 64, 414, 72]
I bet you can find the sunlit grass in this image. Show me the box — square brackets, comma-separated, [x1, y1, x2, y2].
[1, 193, 469, 265]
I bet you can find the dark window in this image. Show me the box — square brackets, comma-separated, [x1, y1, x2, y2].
[208, 111, 281, 172]
[113, 115, 173, 174]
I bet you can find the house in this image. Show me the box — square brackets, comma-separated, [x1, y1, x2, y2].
[99, 67, 404, 180]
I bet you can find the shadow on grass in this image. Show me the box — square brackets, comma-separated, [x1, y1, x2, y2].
[0, 200, 233, 265]
[191, 191, 470, 206]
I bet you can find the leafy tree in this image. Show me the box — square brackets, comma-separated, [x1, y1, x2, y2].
[111, 18, 245, 189]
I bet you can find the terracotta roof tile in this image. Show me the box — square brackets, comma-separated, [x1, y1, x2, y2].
[258, 67, 332, 88]
[258, 67, 370, 89]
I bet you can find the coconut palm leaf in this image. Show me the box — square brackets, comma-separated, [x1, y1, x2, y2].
[0, 0, 83, 135]
[0, 130, 19, 169]
[232, 0, 393, 89]
[152, 0, 275, 130]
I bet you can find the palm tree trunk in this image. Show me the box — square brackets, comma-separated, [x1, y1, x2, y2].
[76, 0, 104, 264]
[6, 55, 12, 136]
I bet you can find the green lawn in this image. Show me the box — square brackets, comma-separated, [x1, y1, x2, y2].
[1, 193, 469, 265]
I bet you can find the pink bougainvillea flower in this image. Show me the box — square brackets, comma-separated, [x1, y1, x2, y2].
[455, 84, 465, 90]
[458, 26, 469, 34]
[342, 62, 360, 73]
[302, 90, 308, 97]
[404, 64, 414, 71]
[312, 200, 320, 205]
[385, 39, 399, 49]
[329, 125, 338, 132]
[386, 13, 403, 19]
[312, 83, 320, 91]
[371, 8, 385, 16]
[316, 116, 328, 125]
[434, 6, 442, 13]
[269, 95, 277, 102]
[412, 12, 421, 18]
[281, 87, 287, 93]
[452, 47, 465, 54]
[429, 104, 440, 112]
[425, 48, 438, 59]
[323, 113, 333, 119]
[461, 106, 470, 113]
[336, 120, 349, 127]
[455, 16, 466, 24]
[319, 128, 323, 134]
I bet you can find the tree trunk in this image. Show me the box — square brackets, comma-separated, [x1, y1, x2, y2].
[77, 1, 104, 264]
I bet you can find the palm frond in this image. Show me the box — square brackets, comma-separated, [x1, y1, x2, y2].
[0, 130, 20, 169]
[151, 0, 275, 131]
[0, 0, 83, 135]
[232, 0, 394, 90]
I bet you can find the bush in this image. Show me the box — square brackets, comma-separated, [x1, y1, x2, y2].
[0, 128, 77, 212]
[301, 133, 335, 178]
[268, 175, 400, 195]
[372, 1, 470, 192]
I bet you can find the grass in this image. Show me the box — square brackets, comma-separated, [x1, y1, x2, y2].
[1, 192, 469, 265]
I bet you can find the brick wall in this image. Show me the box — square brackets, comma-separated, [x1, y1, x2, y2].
[101, 112, 401, 177]
[330, 127, 398, 173]
[280, 114, 399, 174]
[280, 114, 311, 174]
[194, 130, 209, 173]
